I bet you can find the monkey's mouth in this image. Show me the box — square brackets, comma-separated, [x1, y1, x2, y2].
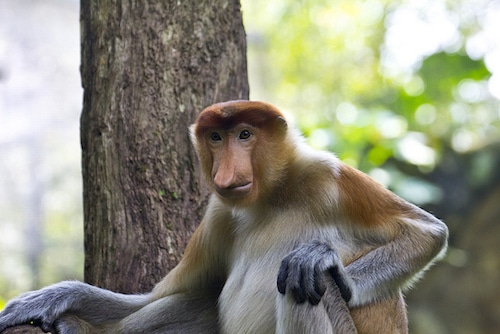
[215, 182, 252, 198]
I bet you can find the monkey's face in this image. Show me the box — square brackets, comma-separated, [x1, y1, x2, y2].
[206, 125, 260, 206]
[191, 100, 289, 207]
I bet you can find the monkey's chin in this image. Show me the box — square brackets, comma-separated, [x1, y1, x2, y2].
[215, 183, 253, 200]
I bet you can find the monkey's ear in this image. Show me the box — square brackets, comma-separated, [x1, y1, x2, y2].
[189, 124, 198, 146]
[277, 116, 287, 128]
[276, 116, 288, 132]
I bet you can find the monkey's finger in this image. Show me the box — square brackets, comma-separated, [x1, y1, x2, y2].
[289, 264, 307, 304]
[299, 260, 319, 305]
[281, 253, 308, 304]
[277, 256, 291, 294]
[308, 262, 326, 305]
[328, 266, 352, 302]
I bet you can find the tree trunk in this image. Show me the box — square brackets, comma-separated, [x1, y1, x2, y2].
[80, 0, 248, 293]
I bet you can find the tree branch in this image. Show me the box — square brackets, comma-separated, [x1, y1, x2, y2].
[2, 325, 46, 334]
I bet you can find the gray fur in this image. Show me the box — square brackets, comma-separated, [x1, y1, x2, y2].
[0, 282, 219, 333]
[0, 281, 148, 333]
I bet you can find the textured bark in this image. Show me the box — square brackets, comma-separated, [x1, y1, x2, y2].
[80, 0, 248, 293]
[1, 325, 44, 334]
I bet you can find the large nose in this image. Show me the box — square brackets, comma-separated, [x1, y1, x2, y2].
[213, 151, 238, 190]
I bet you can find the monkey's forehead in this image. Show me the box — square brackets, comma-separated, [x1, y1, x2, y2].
[194, 100, 286, 134]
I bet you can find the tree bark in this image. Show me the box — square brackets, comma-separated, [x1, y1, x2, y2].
[80, 0, 248, 293]
[1, 325, 44, 334]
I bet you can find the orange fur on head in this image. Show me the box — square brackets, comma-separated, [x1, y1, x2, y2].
[190, 100, 292, 206]
[193, 100, 287, 137]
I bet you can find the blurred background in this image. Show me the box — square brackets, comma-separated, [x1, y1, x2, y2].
[0, 0, 499, 332]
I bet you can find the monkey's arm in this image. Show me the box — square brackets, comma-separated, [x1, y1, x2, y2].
[277, 211, 447, 309]
[344, 211, 448, 307]
[0, 204, 229, 333]
[336, 164, 448, 307]
[151, 205, 232, 299]
[0, 281, 148, 333]
[278, 163, 448, 308]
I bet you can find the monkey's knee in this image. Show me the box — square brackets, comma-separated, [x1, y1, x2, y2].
[350, 292, 408, 334]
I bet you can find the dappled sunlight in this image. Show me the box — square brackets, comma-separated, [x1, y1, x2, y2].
[243, 0, 499, 172]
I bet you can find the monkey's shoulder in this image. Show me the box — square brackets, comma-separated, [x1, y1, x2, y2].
[271, 149, 341, 205]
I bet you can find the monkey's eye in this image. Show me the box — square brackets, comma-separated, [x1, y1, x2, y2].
[210, 132, 222, 141]
[238, 130, 252, 140]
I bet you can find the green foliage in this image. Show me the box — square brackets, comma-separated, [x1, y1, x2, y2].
[242, 0, 499, 204]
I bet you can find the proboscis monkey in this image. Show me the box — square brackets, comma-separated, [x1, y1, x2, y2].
[0, 101, 448, 334]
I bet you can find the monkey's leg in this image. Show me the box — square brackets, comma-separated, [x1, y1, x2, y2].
[115, 291, 220, 334]
[350, 291, 408, 334]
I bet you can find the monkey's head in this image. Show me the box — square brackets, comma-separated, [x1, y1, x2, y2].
[191, 100, 291, 207]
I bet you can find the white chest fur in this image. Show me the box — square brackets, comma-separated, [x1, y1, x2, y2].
[217, 209, 354, 334]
